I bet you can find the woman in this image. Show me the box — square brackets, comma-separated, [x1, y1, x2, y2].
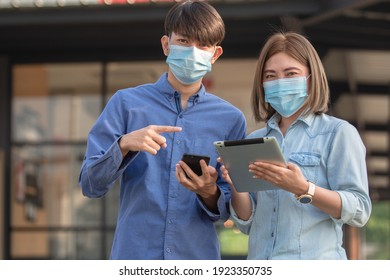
[220, 31, 371, 259]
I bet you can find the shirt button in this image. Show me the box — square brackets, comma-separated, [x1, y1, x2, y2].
[176, 140, 181, 144]
[271, 232, 274, 237]
[166, 248, 171, 253]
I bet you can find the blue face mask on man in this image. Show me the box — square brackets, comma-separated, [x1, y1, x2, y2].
[166, 44, 214, 85]
[263, 76, 309, 118]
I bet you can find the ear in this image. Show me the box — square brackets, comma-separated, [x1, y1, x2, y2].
[211, 46, 223, 64]
[161, 35, 169, 56]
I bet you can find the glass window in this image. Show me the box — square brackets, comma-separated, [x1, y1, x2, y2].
[10, 63, 109, 259]
[12, 64, 101, 142]
[105, 61, 166, 102]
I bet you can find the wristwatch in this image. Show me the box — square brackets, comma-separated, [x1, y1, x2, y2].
[296, 181, 316, 204]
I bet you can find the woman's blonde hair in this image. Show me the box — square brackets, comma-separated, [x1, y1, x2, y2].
[251, 31, 330, 122]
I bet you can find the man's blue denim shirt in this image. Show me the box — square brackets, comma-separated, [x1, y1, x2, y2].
[79, 73, 247, 259]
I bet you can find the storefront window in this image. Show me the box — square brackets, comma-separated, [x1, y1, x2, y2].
[10, 63, 114, 259]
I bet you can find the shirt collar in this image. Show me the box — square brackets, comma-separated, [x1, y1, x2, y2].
[156, 73, 206, 102]
[299, 111, 315, 126]
[267, 111, 316, 132]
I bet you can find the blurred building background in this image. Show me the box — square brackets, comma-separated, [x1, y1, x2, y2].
[0, 0, 389, 259]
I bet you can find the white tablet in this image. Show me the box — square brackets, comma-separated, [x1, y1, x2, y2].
[214, 137, 287, 192]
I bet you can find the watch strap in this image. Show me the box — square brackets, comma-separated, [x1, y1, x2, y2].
[296, 180, 316, 204]
[307, 181, 316, 196]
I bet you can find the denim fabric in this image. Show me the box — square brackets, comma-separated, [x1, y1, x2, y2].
[79, 73, 247, 259]
[230, 112, 371, 259]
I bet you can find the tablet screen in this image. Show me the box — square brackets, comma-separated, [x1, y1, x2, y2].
[214, 137, 286, 192]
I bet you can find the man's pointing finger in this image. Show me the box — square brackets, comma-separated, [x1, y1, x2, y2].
[153, 125, 182, 133]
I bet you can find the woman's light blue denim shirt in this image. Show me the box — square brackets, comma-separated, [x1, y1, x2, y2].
[230, 112, 372, 259]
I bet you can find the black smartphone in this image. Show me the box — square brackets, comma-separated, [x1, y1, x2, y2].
[181, 153, 210, 177]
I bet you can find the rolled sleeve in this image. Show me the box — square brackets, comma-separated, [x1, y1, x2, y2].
[197, 184, 230, 222]
[327, 122, 372, 227]
[338, 190, 371, 227]
[229, 195, 256, 235]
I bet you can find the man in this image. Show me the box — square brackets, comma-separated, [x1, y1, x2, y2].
[79, 0, 246, 260]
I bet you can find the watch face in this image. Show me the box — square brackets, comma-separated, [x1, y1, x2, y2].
[299, 195, 312, 204]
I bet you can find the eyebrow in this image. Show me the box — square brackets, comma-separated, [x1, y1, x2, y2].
[264, 67, 302, 73]
[283, 67, 302, 72]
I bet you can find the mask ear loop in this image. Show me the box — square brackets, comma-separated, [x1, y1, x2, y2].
[210, 46, 218, 63]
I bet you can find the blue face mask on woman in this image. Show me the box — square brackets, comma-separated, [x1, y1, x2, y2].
[166, 44, 214, 85]
[263, 76, 309, 118]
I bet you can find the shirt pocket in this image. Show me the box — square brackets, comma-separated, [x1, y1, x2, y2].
[288, 152, 321, 181]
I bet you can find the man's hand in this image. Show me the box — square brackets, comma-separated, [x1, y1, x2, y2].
[176, 159, 220, 213]
[119, 125, 182, 157]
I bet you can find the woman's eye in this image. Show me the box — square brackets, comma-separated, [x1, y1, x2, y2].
[286, 72, 300, 77]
